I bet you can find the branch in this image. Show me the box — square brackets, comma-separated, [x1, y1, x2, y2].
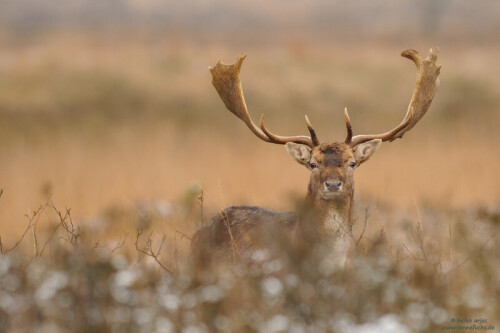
[198, 189, 205, 229]
[221, 210, 240, 265]
[175, 230, 192, 241]
[356, 207, 370, 247]
[50, 204, 80, 246]
[2, 201, 48, 254]
[401, 241, 426, 262]
[445, 235, 495, 275]
[135, 229, 172, 274]
[414, 204, 428, 261]
[111, 233, 129, 253]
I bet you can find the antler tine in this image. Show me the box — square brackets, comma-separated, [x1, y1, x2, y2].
[210, 54, 318, 148]
[349, 48, 441, 147]
[259, 114, 316, 147]
[305, 115, 320, 146]
[344, 107, 353, 144]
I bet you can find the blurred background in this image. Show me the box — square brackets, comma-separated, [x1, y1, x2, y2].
[0, 0, 499, 239]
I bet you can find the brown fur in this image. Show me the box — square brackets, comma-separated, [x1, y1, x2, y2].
[191, 141, 362, 268]
[307, 142, 355, 222]
[191, 206, 297, 267]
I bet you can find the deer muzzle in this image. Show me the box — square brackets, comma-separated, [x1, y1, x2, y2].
[322, 178, 344, 198]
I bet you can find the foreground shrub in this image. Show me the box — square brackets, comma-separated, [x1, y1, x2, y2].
[0, 203, 498, 332]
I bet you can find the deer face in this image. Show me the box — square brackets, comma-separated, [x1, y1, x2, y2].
[286, 140, 381, 203]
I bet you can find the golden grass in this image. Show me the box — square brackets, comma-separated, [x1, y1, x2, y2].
[0, 35, 499, 242]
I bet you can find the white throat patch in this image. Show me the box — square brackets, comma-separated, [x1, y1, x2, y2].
[324, 209, 351, 268]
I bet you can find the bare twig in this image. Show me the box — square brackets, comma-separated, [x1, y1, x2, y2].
[39, 201, 83, 256]
[414, 203, 428, 261]
[38, 222, 63, 257]
[198, 189, 205, 229]
[2, 202, 48, 254]
[394, 242, 410, 262]
[173, 233, 180, 275]
[175, 230, 192, 241]
[216, 179, 240, 263]
[446, 235, 495, 275]
[222, 210, 240, 265]
[32, 222, 39, 257]
[111, 233, 129, 253]
[414, 221, 428, 260]
[356, 207, 370, 246]
[49, 204, 80, 246]
[399, 203, 430, 263]
[135, 229, 172, 274]
[401, 241, 426, 262]
[0, 198, 84, 258]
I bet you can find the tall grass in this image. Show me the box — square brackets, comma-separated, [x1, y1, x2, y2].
[0, 195, 498, 332]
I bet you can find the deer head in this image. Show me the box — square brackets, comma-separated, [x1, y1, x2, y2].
[285, 139, 380, 212]
[209, 49, 441, 213]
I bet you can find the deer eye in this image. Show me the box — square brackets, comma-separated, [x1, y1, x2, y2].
[309, 162, 318, 169]
[349, 162, 357, 168]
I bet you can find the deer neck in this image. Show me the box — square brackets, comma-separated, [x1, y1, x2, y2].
[305, 185, 354, 268]
[306, 183, 354, 224]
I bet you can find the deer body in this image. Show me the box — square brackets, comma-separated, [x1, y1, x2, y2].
[192, 49, 441, 268]
[191, 204, 351, 268]
[191, 206, 298, 264]
[192, 140, 381, 268]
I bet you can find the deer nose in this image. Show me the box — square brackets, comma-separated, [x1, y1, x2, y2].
[325, 180, 342, 192]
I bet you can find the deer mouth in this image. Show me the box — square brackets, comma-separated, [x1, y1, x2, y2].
[321, 189, 344, 200]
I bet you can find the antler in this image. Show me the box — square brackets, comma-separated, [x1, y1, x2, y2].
[347, 48, 441, 147]
[209, 54, 320, 148]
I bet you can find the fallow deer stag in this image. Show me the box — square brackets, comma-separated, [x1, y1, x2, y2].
[192, 49, 441, 269]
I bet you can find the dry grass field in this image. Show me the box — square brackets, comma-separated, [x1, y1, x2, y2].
[0, 7, 499, 330]
[1, 36, 498, 226]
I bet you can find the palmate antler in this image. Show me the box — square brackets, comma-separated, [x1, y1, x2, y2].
[209, 54, 320, 148]
[346, 48, 441, 147]
[209, 49, 441, 149]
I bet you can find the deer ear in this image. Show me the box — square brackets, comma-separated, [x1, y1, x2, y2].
[354, 139, 381, 165]
[285, 142, 312, 167]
